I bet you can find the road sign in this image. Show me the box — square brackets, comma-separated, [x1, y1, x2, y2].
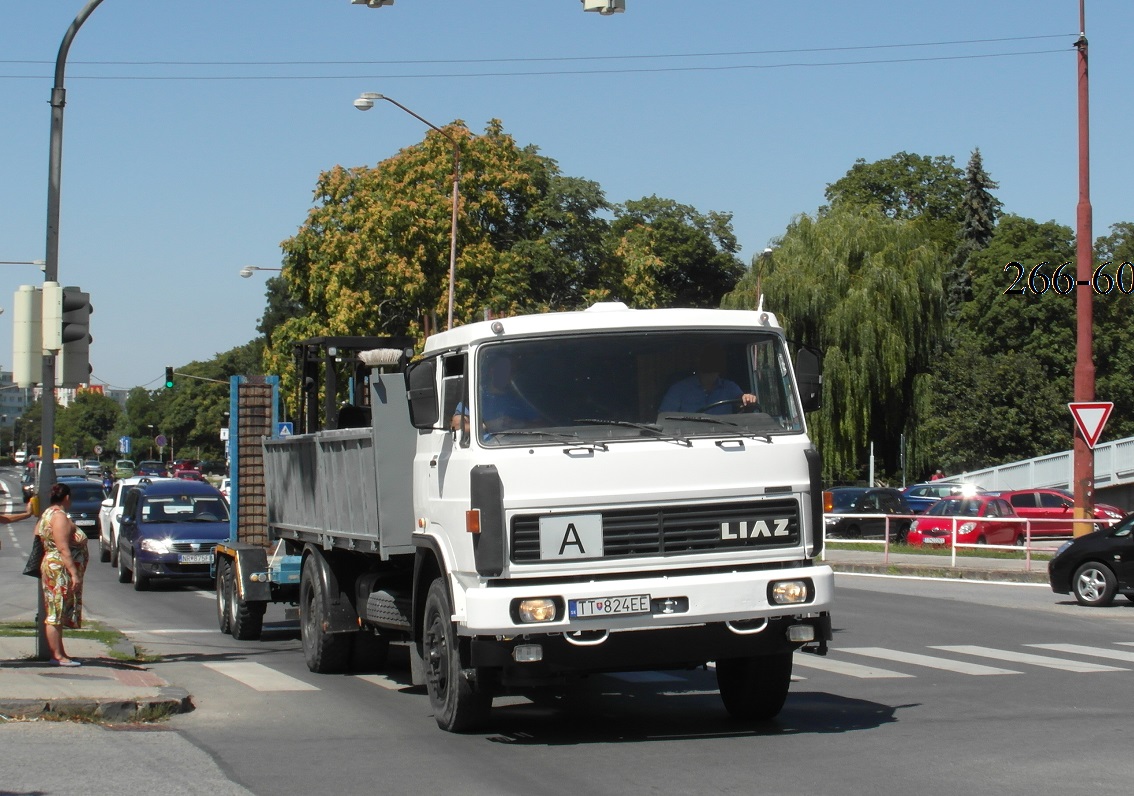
[93, 444, 103, 455]
[277, 422, 294, 437]
[1069, 402, 1114, 448]
[118, 435, 131, 455]
[155, 434, 168, 448]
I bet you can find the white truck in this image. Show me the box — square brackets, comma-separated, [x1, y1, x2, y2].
[215, 302, 833, 732]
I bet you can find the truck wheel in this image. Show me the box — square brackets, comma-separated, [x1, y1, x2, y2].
[716, 652, 794, 721]
[422, 578, 491, 732]
[230, 585, 266, 641]
[216, 558, 233, 635]
[301, 555, 352, 673]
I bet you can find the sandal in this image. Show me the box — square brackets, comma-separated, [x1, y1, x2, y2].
[53, 658, 81, 667]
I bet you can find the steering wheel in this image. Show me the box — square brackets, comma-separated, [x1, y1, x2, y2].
[697, 398, 758, 414]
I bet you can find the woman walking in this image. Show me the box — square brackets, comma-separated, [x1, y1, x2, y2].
[37, 483, 88, 667]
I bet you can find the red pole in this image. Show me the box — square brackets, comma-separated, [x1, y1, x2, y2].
[1072, 0, 1095, 536]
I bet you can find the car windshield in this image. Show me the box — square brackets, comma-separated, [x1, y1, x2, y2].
[142, 493, 229, 524]
[466, 330, 806, 447]
[930, 497, 984, 517]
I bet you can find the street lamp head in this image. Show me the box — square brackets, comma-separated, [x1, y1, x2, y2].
[353, 97, 374, 112]
[239, 266, 255, 278]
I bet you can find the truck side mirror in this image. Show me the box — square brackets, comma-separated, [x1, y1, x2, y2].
[795, 347, 822, 412]
[405, 359, 440, 429]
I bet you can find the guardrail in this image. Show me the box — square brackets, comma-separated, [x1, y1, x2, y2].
[821, 512, 1113, 572]
[956, 435, 1134, 491]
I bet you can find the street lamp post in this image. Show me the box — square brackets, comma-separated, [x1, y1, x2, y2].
[354, 92, 461, 330]
[239, 265, 283, 279]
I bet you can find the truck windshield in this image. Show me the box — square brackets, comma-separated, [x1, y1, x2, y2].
[470, 331, 804, 446]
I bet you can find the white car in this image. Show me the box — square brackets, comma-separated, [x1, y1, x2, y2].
[99, 476, 173, 566]
[219, 477, 231, 499]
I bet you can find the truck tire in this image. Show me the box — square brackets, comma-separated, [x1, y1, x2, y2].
[216, 557, 233, 635]
[716, 652, 794, 721]
[301, 555, 352, 673]
[230, 586, 266, 641]
[421, 577, 491, 733]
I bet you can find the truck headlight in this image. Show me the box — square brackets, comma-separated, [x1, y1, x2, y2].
[515, 598, 559, 624]
[769, 580, 810, 605]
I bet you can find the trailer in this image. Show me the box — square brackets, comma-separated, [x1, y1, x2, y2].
[215, 305, 833, 731]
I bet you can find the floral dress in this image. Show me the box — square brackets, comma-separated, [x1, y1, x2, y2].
[38, 505, 88, 628]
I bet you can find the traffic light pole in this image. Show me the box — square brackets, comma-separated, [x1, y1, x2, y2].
[36, 0, 105, 662]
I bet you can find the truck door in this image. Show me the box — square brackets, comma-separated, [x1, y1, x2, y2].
[422, 352, 473, 538]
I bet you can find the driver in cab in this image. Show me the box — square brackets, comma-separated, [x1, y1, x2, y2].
[659, 346, 758, 415]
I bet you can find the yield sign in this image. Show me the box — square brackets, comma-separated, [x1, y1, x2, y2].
[1069, 402, 1114, 448]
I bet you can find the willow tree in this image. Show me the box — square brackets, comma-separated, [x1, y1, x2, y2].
[723, 207, 946, 482]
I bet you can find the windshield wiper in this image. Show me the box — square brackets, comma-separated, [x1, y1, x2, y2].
[483, 429, 608, 451]
[661, 414, 772, 443]
[574, 418, 691, 447]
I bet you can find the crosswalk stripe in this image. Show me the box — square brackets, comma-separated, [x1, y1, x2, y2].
[842, 647, 1020, 675]
[1028, 643, 1134, 663]
[203, 662, 320, 691]
[355, 674, 405, 691]
[931, 645, 1128, 672]
[792, 655, 912, 679]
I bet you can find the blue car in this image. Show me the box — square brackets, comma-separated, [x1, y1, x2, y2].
[901, 481, 987, 514]
[116, 479, 229, 591]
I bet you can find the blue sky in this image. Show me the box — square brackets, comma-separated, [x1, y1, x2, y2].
[3, 1, 1130, 391]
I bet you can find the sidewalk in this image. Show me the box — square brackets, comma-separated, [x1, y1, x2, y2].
[0, 630, 192, 722]
[822, 546, 1051, 583]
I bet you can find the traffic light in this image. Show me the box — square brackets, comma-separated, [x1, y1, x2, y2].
[59, 287, 92, 387]
[165, 367, 175, 389]
[11, 285, 43, 387]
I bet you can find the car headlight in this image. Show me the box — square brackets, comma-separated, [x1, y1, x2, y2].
[140, 538, 173, 554]
[910, 520, 919, 532]
[1054, 541, 1073, 558]
[959, 522, 976, 534]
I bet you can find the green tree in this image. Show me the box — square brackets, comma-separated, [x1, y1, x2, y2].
[722, 206, 946, 481]
[1093, 222, 1134, 440]
[606, 196, 744, 308]
[824, 151, 966, 256]
[55, 390, 123, 459]
[947, 148, 1002, 316]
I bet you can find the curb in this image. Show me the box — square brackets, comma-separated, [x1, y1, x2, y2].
[0, 686, 193, 723]
[829, 561, 1049, 584]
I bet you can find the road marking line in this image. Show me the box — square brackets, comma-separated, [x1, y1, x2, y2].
[203, 662, 319, 691]
[842, 647, 1020, 675]
[931, 645, 1127, 672]
[1029, 643, 1134, 663]
[792, 655, 912, 679]
[355, 674, 406, 691]
[141, 629, 220, 634]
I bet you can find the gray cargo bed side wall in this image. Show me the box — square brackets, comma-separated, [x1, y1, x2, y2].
[261, 369, 415, 559]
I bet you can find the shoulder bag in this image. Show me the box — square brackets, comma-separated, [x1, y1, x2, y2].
[22, 535, 45, 578]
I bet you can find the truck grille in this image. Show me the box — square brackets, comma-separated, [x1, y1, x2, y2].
[509, 498, 800, 563]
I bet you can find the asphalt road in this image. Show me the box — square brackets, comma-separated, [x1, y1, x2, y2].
[3, 471, 1133, 795]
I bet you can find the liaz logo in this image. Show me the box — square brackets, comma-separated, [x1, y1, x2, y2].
[720, 519, 790, 540]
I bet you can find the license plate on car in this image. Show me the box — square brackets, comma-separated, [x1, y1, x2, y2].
[923, 537, 946, 545]
[569, 594, 650, 619]
[178, 553, 213, 564]
[75, 519, 95, 527]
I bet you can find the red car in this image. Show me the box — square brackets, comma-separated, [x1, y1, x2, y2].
[174, 470, 206, 482]
[997, 488, 1125, 537]
[907, 494, 1022, 547]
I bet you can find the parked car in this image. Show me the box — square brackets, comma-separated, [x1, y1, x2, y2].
[174, 470, 206, 482]
[135, 460, 169, 478]
[997, 488, 1125, 538]
[901, 481, 988, 513]
[219, 477, 231, 500]
[1048, 512, 1134, 606]
[907, 494, 1022, 547]
[116, 479, 230, 590]
[823, 487, 914, 542]
[64, 480, 108, 540]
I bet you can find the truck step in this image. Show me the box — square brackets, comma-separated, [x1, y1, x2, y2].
[364, 589, 413, 631]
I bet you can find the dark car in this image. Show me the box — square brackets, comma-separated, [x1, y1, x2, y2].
[135, 460, 169, 478]
[998, 488, 1125, 537]
[64, 480, 108, 540]
[116, 479, 230, 590]
[901, 481, 988, 514]
[823, 487, 914, 542]
[1048, 513, 1134, 606]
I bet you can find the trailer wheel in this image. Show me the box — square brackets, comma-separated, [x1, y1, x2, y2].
[422, 577, 491, 733]
[301, 555, 351, 673]
[229, 582, 266, 641]
[216, 557, 233, 635]
[716, 652, 794, 721]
